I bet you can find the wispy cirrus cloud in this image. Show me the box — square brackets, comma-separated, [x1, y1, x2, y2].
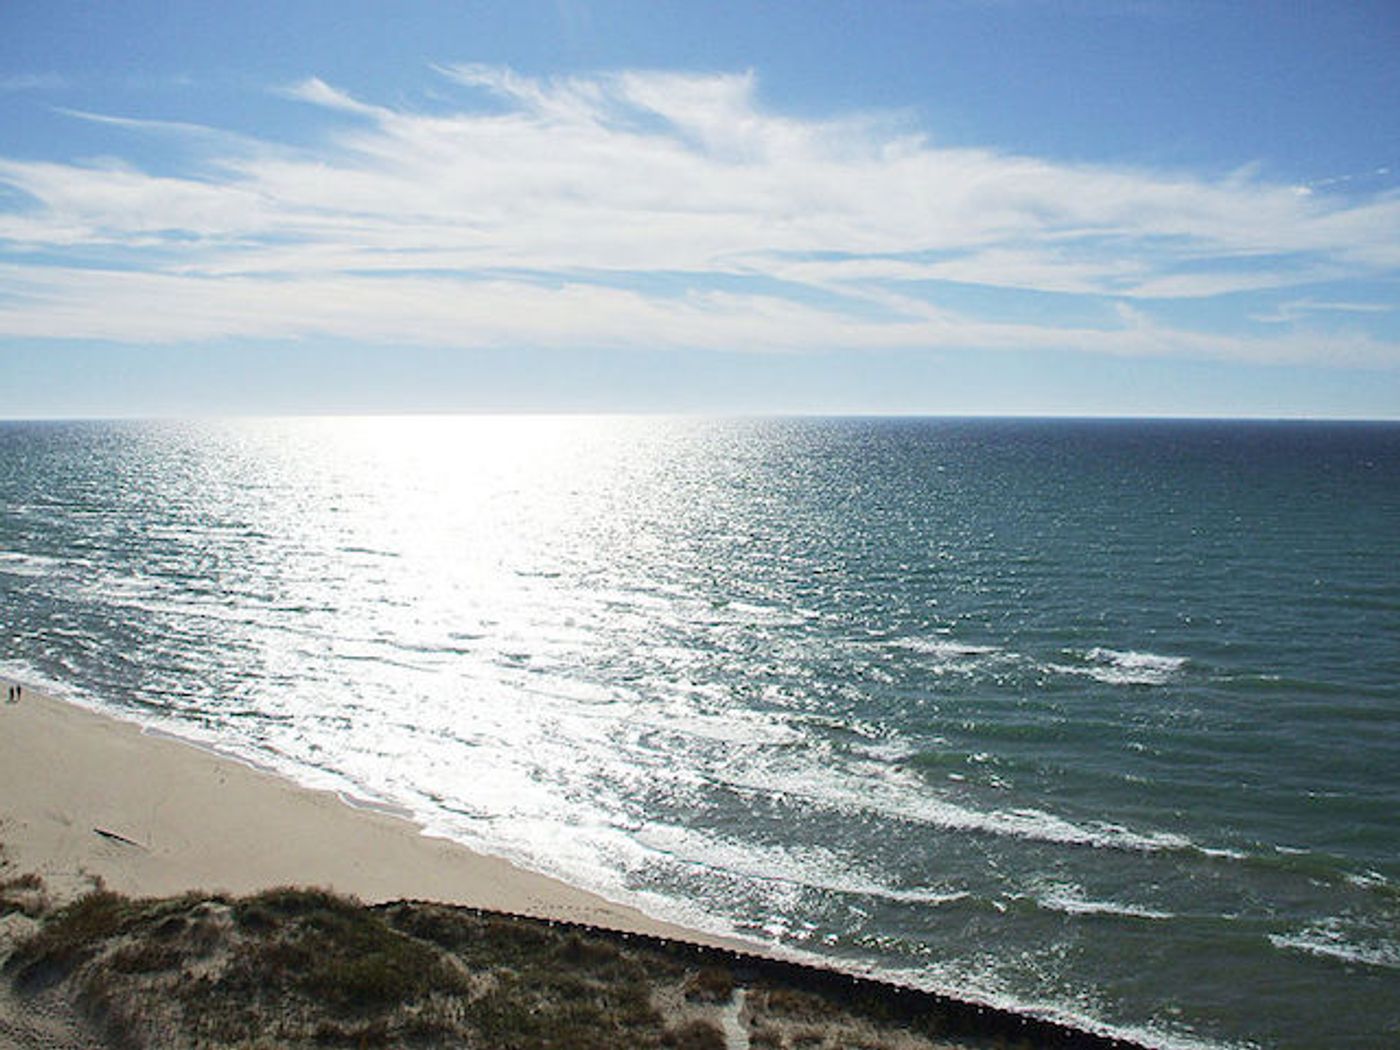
[0, 66, 1396, 366]
[0, 73, 68, 92]
[1252, 297, 1396, 325]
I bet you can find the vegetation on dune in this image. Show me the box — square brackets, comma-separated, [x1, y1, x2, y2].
[0, 863, 1130, 1049]
[1, 883, 733, 1048]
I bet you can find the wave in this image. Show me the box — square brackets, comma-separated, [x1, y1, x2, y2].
[1345, 869, 1400, 895]
[630, 822, 972, 913]
[1268, 920, 1400, 970]
[716, 761, 1197, 856]
[1085, 648, 1187, 673]
[888, 636, 1002, 659]
[1026, 882, 1174, 921]
[884, 637, 1189, 688]
[1048, 647, 1188, 686]
[848, 738, 923, 763]
[0, 549, 66, 577]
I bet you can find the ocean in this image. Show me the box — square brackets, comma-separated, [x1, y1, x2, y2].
[0, 416, 1396, 1049]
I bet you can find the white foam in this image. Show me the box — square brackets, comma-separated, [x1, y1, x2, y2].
[1087, 648, 1187, 673]
[1049, 647, 1188, 686]
[889, 636, 1001, 659]
[1028, 881, 1174, 921]
[849, 738, 921, 763]
[1344, 869, 1396, 892]
[1268, 921, 1400, 970]
[630, 822, 971, 910]
[0, 549, 64, 577]
[718, 759, 1196, 855]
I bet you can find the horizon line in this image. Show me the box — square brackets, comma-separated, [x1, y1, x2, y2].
[3, 411, 1398, 425]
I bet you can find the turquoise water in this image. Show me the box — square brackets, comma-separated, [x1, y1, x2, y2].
[1, 417, 1396, 1048]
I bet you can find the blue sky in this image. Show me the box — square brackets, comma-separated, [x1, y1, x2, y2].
[2, 1, 1398, 417]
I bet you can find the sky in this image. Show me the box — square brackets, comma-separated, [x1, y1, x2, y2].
[1, 0, 1398, 418]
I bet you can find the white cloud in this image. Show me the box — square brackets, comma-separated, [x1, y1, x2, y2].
[0, 66, 1397, 367]
[281, 77, 393, 120]
[2, 264, 1392, 370]
[1252, 298, 1396, 325]
[0, 73, 67, 91]
[1120, 270, 1338, 301]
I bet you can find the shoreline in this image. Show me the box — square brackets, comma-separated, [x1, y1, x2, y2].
[0, 678, 745, 951]
[0, 675, 1151, 1050]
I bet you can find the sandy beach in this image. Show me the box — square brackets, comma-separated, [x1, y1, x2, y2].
[0, 678, 732, 946]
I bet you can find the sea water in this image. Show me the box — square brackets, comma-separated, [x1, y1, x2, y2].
[0, 416, 1396, 1049]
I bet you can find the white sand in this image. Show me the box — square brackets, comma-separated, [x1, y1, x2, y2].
[0, 679, 739, 947]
